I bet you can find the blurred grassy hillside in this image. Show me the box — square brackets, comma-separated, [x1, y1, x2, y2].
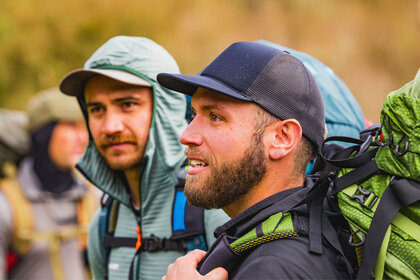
[0, 0, 419, 122]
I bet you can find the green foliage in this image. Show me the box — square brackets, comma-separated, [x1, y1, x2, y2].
[0, 0, 419, 122]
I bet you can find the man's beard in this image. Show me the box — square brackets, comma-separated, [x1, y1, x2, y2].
[185, 130, 266, 210]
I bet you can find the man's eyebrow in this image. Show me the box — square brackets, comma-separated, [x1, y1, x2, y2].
[111, 96, 141, 103]
[86, 96, 141, 107]
[86, 101, 103, 108]
[197, 104, 224, 111]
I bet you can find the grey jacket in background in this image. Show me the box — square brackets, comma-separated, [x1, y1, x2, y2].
[0, 158, 89, 280]
[77, 36, 228, 280]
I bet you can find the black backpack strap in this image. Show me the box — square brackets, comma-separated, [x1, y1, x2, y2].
[98, 194, 118, 280]
[332, 156, 380, 195]
[356, 177, 420, 280]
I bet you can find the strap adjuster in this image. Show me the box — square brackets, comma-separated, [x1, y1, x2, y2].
[351, 185, 378, 210]
[144, 234, 164, 252]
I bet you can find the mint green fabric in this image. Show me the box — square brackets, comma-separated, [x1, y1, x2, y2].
[376, 69, 420, 182]
[77, 36, 228, 280]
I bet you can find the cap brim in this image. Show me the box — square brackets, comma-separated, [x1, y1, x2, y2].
[60, 69, 152, 97]
[157, 73, 252, 101]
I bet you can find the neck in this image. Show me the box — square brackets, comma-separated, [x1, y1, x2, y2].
[124, 167, 141, 208]
[223, 164, 304, 218]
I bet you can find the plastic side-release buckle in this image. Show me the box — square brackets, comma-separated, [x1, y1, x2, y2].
[351, 185, 378, 210]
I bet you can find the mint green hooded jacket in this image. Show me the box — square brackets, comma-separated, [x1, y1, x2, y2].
[75, 36, 228, 280]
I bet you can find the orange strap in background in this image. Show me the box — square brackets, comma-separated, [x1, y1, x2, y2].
[136, 226, 142, 250]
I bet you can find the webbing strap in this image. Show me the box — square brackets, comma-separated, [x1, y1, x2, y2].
[103, 234, 187, 251]
[356, 178, 420, 280]
[332, 159, 381, 195]
[308, 196, 323, 254]
[103, 235, 136, 248]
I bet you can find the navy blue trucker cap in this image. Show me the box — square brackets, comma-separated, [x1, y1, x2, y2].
[157, 41, 325, 149]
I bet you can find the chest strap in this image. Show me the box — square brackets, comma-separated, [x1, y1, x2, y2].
[103, 234, 189, 252]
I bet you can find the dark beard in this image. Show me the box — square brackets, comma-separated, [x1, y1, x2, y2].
[184, 130, 266, 210]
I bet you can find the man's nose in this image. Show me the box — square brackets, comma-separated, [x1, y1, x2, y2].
[102, 111, 124, 134]
[179, 119, 203, 146]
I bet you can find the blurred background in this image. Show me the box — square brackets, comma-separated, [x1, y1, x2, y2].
[0, 0, 419, 122]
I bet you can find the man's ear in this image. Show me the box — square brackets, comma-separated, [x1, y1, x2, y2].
[267, 119, 302, 160]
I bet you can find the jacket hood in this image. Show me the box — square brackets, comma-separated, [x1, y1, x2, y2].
[75, 36, 187, 207]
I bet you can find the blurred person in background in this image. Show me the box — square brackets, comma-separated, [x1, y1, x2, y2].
[59, 36, 228, 280]
[0, 88, 98, 280]
[0, 109, 30, 179]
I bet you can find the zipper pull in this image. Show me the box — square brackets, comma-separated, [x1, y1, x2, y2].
[136, 225, 142, 251]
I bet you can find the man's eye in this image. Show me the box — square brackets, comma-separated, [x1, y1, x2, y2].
[210, 113, 222, 121]
[122, 102, 136, 109]
[89, 107, 103, 114]
[190, 110, 196, 120]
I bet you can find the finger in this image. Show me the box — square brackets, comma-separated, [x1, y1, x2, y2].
[182, 249, 207, 267]
[205, 267, 228, 280]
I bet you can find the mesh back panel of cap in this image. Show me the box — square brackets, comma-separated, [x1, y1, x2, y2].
[202, 42, 279, 94]
[245, 53, 325, 148]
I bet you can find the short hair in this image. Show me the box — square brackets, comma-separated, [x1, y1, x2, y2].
[254, 106, 314, 177]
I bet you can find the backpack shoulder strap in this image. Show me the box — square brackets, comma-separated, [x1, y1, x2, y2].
[0, 177, 33, 255]
[198, 211, 300, 275]
[230, 212, 299, 254]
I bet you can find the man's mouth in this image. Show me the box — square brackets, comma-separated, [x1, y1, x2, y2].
[189, 159, 209, 167]
[101, 141, 135, 150]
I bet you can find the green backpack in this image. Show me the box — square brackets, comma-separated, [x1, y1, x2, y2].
[316, 69, 420, 279]
[220, 70, 420, 279]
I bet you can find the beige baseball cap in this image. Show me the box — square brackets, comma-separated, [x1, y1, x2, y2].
[59, 68, 152, 97]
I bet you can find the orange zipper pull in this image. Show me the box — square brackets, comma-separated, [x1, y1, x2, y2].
[136, 225, 142, 251]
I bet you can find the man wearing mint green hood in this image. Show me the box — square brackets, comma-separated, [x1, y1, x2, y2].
[59, 36, 228, 280]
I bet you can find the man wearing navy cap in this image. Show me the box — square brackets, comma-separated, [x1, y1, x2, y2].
[158, 42, 352, 279]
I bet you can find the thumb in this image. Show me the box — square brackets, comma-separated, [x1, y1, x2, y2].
[204, 267, 228, 280]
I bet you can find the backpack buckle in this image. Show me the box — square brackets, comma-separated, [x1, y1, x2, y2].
[351, 185, 378, 210]
[144, 235, 164, 252]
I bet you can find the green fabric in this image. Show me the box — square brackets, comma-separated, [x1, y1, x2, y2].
[336, 69, 420, 280]
[337, 173, 420, 279]
[79, 36, 228, 280]
[376, 69, 420, 182]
